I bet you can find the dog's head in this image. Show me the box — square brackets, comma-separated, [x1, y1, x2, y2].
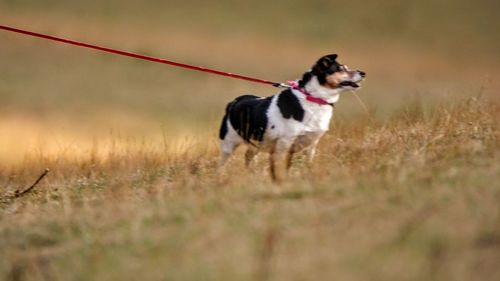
[300, 54, 366, 91]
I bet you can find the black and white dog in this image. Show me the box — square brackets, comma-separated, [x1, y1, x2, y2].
[219, 54, 365, 181]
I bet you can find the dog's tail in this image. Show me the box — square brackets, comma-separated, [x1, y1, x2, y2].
[219, 100, 236, 140]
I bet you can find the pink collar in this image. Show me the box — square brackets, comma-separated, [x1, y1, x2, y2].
[287, 81, 332, 106]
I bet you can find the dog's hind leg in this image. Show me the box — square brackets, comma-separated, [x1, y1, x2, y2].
[220, 140, 240, 167]
[219, 114, 242, 168]
[217, 140, 240, 183]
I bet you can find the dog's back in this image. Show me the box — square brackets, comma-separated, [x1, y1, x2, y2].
[219, 95, 273, 144]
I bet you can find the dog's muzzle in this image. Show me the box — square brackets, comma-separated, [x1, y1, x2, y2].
[339, 70, 366, 88]
[339, 81, 361, 88]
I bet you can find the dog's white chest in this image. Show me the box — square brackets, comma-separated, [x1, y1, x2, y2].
[302, 105, 333, 132]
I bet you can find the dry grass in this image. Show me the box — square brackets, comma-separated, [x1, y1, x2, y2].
[1, 96, 498, 281]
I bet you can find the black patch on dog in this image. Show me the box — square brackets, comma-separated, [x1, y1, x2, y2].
[298, 71, 313, 88]
[224, 95, 273, 143]
[277, 89, 304, 122]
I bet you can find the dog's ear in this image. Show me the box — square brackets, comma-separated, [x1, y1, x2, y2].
[324, 54, 338, 62]
[313, 54, 338, 73]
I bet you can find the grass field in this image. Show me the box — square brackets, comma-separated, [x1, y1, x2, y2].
[1, 1, 499, 280]
[1, 97, 499, 281]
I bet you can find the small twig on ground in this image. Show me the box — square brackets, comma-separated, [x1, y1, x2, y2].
[14, 168, 50, 198]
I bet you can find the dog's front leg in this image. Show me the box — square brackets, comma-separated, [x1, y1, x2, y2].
[270, 138, 294, 182]
[304, 134, 322, 165]
[305, 145, 318, 164]
[245, 147, 259, 168]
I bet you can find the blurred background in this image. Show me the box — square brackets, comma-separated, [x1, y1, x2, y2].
[1, 0, 499, 164]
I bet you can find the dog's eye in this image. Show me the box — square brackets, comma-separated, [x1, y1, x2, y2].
[326, 68, 334, 75]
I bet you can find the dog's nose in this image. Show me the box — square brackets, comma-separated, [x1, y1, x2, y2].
[359, 71, 366, 77]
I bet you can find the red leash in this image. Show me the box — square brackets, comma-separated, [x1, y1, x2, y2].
[0, 24, 286, 87]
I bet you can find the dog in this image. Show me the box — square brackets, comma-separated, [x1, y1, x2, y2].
[218, 54, 365, 181]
